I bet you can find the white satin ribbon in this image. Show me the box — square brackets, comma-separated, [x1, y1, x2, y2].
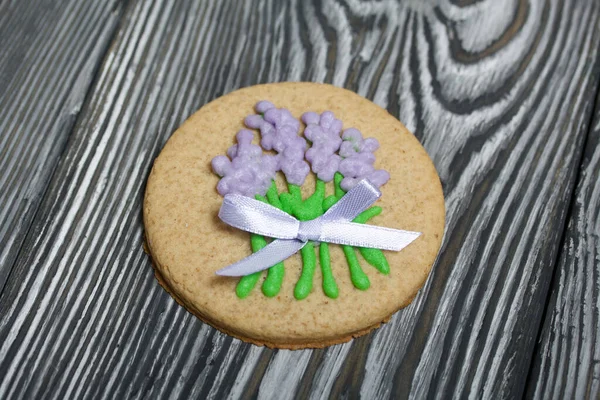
[215, 179, 421, 276]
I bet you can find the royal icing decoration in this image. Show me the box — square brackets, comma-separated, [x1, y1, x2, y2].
[212, 101, 420, 300]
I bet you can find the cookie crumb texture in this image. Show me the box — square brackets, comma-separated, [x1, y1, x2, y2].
[143, 82, 445, 349]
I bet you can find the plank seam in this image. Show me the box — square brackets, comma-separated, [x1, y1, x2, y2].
[522, 37, 600, 398]
[0, 1, 128, 298]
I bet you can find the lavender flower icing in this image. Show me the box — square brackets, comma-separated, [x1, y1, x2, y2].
[338, 128, 390, 191]
[301, 111, 343, 182]
[213, 103, 390, 196]
[211, 129, 278, 197]
[245, 101, 310, 186]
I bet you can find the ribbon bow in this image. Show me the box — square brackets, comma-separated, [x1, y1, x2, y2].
[216, 180, 421, 276]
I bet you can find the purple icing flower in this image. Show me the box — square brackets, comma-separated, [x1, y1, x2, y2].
[211, 129, 278, 197]
[338, 128, 390, 191]
[301, 111, 343, 182]
[245, 102, 310, 186]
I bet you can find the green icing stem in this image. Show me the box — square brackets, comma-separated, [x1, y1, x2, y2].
[266, 181, 283, 209]
[283, 180, 325, 300]
[236, 189, 287, 299]
[261, 183, 286, 297]
[331, 174, 392, 285]
[319, 243, 339, 299]
[294, 180, 325, 221]
[358, 248, 390, 274]
[334, 172, 345, 198]
[353, 206, 382, 223]
[262, 263, 285, 297]
[235, 175, 390, 299]
[342, 245, 370, 290]
[288, 184, 302, 205]
[323, 195, 337, 211]
[295, 243, 317, 299]
[353, 206, 391, 274]
[236, 233, 267, 298]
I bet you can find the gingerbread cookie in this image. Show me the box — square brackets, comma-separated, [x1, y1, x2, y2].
[143, 82, 445, 349]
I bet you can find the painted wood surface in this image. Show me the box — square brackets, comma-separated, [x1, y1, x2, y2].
[0, 0, 599, 398]
[526, 90, 600, 399]
[0, 0, 124, 290]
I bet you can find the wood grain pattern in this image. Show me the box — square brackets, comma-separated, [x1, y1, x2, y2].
[0, 0, 599, 398]
[0, 0, 124, 290]
[526, 92, 600, 399]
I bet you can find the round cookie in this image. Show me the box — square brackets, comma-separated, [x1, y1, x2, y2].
[143, 82, 445, 349]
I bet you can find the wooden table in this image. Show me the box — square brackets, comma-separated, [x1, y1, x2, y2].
[1, 0, 599, 398]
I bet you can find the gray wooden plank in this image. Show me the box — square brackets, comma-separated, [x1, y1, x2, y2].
[525, 86, 600, 399]
[0, 0, 124, 290]
[0, 0, 599, 399]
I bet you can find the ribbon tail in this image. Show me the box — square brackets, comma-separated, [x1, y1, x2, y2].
[319, 221, 422, 251]
[216, 239, 306, 277]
